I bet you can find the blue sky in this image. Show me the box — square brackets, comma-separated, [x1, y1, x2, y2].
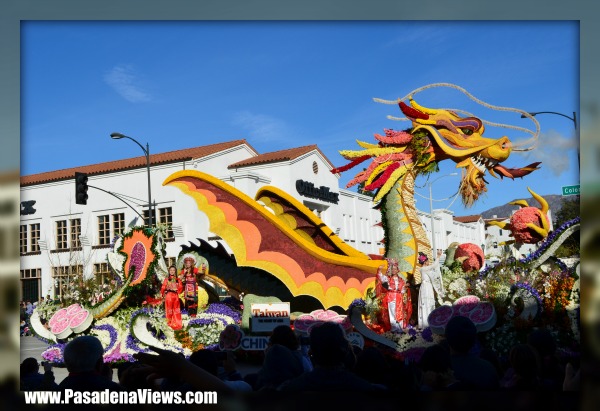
[21, 21, 579, 216]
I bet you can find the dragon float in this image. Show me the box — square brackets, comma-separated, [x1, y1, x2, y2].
[31, 84, 580, 362]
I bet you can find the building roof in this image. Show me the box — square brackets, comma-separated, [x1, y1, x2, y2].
[484, 217, 508, 225]
[227, 145, 335, 169]
[453, 214, 482, 223]
[20, 140, 253, 187]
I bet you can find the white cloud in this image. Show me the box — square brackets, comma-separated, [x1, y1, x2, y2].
[232, 111, 289, 142]
[104, 64, 151, 103]
[522, 130, 578, 176]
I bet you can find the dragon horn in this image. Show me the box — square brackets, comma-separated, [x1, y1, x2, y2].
[527, 186, 549, 215]
[398, 101, 429, 120]
[409, 97, 439, 115]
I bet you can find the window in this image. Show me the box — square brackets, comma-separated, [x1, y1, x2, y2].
[159, 207, 174, 239]
[165, 257, 177, 269]
[98, 215, 110, 245]
[20, 225, 27, 254]
[144, 207, 174, 238]
[112, 213, 125, 237]
[94, 263, 111, 285]
[30, 223, 40, 252]
[70, 218, 81, 249]
[499, 229, 503, 236]
[52, 265, 83, 299]
[20, 268, 41, 303]
[56, 220, 68, 250]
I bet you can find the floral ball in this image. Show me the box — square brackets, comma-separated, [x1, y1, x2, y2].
[454, 243, 485, 272]
[510, 207, 549, 243]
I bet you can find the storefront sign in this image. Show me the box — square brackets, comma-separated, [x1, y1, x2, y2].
[296, 180, 339, 204]
[20, 200, 36, 215]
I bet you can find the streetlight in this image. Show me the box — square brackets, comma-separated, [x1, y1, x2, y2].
[110, 132, 153, 228]
[429, 172, 458, 258]
[521, 111, 579, 167]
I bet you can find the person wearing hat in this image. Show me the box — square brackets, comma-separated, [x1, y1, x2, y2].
[181, 255, 200, 317]
[376, 258, 410, 333]
[161, 265, 183, 329]
[417, 250, 445, 329]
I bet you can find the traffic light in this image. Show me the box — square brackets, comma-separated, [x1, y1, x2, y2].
[75, 172, 89, 205]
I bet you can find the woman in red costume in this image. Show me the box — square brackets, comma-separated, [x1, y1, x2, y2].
[181, 256, 200, 318]
[161, 265, 183, 330]
[376, 258, 411, 333]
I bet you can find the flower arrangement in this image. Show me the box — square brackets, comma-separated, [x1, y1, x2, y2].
[41, 343, 66, 364]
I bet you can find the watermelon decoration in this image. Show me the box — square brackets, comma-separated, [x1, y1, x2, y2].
[468, 302, 496, 332]
[48, 303, 93, 339]
[50, 316, 72, 339]
[427, 295, 497, 334]
[427, 304, 454, 335]
[69, 309, 94, 333]
[293, 309, 352, 335]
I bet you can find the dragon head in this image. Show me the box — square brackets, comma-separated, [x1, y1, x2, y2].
[333, 94, 541, 207]
[399, 98, 541, 207]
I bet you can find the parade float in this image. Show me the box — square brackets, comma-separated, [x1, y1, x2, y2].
[30, 83, 579, 365]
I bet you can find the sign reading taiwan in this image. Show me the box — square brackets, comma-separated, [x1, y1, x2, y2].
[296, 180, 339, 204]
[561, 185, 580, 196]
[250, 302, 291, 332]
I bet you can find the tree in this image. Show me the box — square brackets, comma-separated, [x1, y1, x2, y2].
[553, 195, 580, 258]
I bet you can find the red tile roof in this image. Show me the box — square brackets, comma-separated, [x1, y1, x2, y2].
[228, 145, 335, 169]
[453, 215, 482, 223]
[21, 140, 253, 187]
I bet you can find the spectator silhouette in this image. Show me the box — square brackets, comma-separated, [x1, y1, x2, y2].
[279, 322, 379, 391]
[501, 343, 541, 390]
[353, 346, 390, 389]
[20, 358, 59, 390]
[527, 328, 564, 390]
[417, 343, 466, 390]
[58, 335, 124, 391]
[269, 325, 313, 373]
[444, 316, 499, 389]
[187, 350, 252, 391]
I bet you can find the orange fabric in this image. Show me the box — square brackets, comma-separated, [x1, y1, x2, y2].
[161, 277, 183, 330]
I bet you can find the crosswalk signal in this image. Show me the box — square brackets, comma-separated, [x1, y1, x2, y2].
[75, 172, 89, 205]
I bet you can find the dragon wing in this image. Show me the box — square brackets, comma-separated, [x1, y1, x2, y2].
[164, 170, 382, 309]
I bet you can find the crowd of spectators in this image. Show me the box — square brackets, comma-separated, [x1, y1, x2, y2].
[20, 318, 580, 396]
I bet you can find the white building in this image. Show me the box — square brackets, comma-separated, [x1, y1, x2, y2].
[19, 139, 487, 302]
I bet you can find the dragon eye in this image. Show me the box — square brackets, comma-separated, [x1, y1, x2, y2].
[460, 128, 473, 136]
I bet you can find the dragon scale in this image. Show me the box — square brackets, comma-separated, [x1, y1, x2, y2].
[382, 170, 431, 284]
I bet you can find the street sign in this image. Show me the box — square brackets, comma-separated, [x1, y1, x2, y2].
[561, 184, 580, 196]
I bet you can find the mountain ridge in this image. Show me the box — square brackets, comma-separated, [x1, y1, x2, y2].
[477, 194, 567, 221]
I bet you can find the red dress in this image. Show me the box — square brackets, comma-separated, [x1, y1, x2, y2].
[181, 267, 200, 317]
[377, 272, 412, 330]
[161, 276, 183, 330]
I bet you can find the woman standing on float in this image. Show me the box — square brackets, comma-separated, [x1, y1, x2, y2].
[161, 265, 183, 330]
[417, 251, 445, 329]
[377, 258, 411, 333]
[181, 256, 200, 318]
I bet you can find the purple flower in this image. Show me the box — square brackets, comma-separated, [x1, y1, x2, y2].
[125, 334, 150, 353]
[349, 299, 366, 311]
[421, 327, 433, 342]
[204, 303, 241, 323]
[512, 282, 543, 313]
[93, 324, 118, 353]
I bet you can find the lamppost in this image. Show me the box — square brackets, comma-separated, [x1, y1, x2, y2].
[521, 111, 579, 167]
[429, 172, 458, 257]
[110, 132, 153, 227]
